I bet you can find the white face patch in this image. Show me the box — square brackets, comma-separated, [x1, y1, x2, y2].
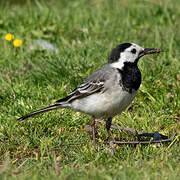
[110, 43, 144, 69]
[110, 59, 125, 69]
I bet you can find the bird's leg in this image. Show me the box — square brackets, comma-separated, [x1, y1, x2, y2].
[106, 117, 115, 154]
[91, 117, 96, 146]
[106, 117, 115, 141]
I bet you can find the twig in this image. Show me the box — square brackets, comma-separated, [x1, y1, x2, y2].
[95, 119, 144, 134]
[166, 134, 179, 150]
[111, 137, 173, 145]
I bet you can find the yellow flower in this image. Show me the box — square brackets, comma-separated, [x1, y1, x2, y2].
[5, 33, 14, 41]
[13, 39, 22, 47]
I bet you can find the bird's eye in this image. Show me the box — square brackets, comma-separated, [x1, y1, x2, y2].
[131, 48, 136, 54]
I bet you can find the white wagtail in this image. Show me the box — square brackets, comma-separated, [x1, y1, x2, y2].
[18, 43, 160, 145]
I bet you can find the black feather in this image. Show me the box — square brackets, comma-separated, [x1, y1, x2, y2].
[117, 62, 141, 93]
[108, 43, 132, 63]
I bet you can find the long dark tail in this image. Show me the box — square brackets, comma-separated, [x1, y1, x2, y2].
[17, 103, 65, 121]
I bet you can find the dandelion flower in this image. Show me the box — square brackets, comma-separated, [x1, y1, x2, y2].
[5, 33, 14, 41]
[13, 39, 22, 47]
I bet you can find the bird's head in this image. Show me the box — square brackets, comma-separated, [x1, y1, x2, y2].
[108, 43, 160, 69]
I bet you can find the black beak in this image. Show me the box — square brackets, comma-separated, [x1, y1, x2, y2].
[139, 48, 160, 58]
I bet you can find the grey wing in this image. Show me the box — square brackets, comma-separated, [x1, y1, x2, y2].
[56, 65, 115, 103]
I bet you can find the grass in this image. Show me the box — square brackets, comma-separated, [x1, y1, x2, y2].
[0, 0, 180, 179]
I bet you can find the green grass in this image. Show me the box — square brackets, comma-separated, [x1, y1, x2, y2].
[0, 0, 180, 179]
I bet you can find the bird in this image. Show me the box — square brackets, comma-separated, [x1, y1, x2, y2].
[17, 42, 160, 146]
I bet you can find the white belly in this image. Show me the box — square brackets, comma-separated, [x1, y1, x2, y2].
[71, 87, 137, 118]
